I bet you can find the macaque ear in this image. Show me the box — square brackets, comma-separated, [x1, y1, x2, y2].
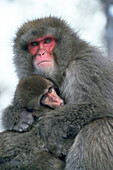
[19, 99, 25, 108]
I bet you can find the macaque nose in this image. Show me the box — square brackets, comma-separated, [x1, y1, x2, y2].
[53, 97, 64, 106]
[38, 50, 45, 56]
[51, 96, 57, 102]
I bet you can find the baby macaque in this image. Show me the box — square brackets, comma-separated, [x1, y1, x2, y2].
[3, 75, 64, 132]
[15, 75, 64, 111]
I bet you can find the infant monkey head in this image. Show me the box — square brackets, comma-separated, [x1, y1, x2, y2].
[14, 75, 64, 111]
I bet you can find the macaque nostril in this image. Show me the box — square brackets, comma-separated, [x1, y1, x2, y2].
[38, 51, 45, 56]
[38, 53, 41, 56]
[38, 53, 45, 56]
[60, 102, 64, 106]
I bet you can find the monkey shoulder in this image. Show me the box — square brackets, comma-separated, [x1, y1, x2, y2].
[61, 50, 113, 104]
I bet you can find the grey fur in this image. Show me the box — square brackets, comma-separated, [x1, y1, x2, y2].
[1, 16, 113, 169]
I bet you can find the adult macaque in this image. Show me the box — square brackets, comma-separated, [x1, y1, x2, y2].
[2, 17, 113, 169]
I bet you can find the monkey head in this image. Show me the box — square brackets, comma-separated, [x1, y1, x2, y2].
[14, 75, 64, 111]
[14, 17, 78, 84]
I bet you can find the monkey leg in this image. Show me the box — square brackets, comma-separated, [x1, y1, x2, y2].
[0, 129, 65, 170]
[65, 117, 113, 170]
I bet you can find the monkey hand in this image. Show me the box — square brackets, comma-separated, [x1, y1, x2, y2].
[13, 111, 34, 132]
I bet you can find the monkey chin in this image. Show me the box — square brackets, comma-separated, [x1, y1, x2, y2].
[34, 60, 58, 80]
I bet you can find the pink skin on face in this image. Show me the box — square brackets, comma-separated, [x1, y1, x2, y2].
[28, 36, 56, 68]
[42, 87, 64, 109]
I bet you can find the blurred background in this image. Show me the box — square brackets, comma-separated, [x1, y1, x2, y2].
[0, 0, 113, 132]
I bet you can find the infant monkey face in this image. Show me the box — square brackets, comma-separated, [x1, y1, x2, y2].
[41, 87, 64, 109]
[17, 75, 64, 110]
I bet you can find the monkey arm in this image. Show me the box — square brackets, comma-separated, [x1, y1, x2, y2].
[35, 103, 113, 157]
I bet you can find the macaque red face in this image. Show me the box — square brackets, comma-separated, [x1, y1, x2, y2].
[28, 36, 56, 69]
[41, 87, 64, 109]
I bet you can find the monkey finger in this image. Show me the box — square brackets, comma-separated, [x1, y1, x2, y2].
[13, 123, 30, 132]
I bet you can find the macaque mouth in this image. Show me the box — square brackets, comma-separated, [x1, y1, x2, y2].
[37, 61, 52, 66]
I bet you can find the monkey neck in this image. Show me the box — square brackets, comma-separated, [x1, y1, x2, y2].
[33, 65, 62, 87]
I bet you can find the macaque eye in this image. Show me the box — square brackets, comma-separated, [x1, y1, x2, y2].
[44, 38, 52, 44]
[31, 42, 39, 46]
[48, 87, 52, 93]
